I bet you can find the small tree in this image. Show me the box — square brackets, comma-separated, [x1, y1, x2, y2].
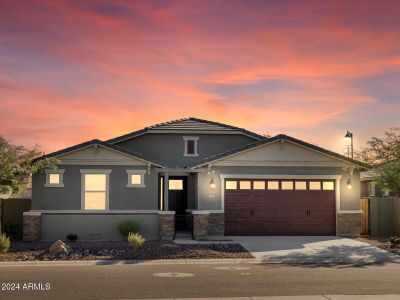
[0, 136, 58, 233]
[356, 127, 400, 196]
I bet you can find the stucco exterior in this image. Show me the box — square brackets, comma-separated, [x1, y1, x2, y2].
[196, 167, 361, 212]
[32, 165, 159, 211]
[41, 213, 160, 240]
[115, 133, 257, 168]
[26, 118, 363, 241]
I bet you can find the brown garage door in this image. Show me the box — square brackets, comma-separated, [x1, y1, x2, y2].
[225, 179, 336, 235]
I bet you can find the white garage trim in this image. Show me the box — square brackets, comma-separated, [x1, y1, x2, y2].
[219, 174, 343, 214]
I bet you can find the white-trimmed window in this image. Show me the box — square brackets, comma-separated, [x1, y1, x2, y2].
[80, 169, 111, 210]
[44, 169, 65, 187]
[126, 170, 146, 188]
[183, 136, 199, 157]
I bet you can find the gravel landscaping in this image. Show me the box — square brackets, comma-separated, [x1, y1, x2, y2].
[0, 241, 253, 261]
[356, 236, 400, 256]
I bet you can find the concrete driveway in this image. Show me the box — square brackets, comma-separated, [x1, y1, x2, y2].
[230, 236, 400, 265]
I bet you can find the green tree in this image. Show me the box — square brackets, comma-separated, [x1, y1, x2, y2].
[0, 136, 58, 233]
[356, 127, 400, 196]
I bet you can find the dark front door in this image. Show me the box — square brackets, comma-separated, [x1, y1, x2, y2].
[168, 177, 187, 214]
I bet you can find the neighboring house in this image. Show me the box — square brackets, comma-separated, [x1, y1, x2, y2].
[360, 169, 394, 198]
[0, 176, 32, 199]
[24, 117, 364, 241]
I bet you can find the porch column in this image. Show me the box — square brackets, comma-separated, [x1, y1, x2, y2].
[163, 173, 169, 211]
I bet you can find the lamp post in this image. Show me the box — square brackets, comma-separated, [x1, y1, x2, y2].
[344, 130, 353, 159]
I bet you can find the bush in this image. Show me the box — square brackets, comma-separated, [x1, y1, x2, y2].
[0, 234, 11, 253]
[66, 234, 78, 242]
[3, 223, 22, 240]
[390, 236, 400, 245]
[127, 232, 145, 248]
[117, 220, 140, 237]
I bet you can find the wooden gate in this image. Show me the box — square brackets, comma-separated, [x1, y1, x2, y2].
[360, 198, 370, 235]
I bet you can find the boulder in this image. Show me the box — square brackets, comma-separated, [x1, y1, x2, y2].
[49, 240, 72, 256]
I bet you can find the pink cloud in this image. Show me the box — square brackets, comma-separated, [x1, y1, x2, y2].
[0, 0, 399, 153]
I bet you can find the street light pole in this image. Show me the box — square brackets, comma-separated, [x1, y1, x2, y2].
[345, 130, 353, 159]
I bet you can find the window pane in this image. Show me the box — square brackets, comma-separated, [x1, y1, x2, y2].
[85, 192, 106, 210]
[239, 181, 251, 190]
[225, 180, 237, 190]
[309, 181, 321, 190]
[187, 140, 195, 154]
[169, 179, 183, 190]
[85, 174, 106, 191]
[49, 174, 60, 184]
[295, 181, 307, 190]
[131, 174, 142, 185]
[281, 181, 293, 190]
[322, 181, 334, 190]
[253, 181, 265, 190]
[267, 181, 279, 190]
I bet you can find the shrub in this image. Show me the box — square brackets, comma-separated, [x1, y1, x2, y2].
[127, 232, 145, 248]
[66, 234, 78, 242]
[390, 236, 400, 245]
[117, 220, 140, 237]
[0, 234, 11, 253]
[3, 223, 22, 240]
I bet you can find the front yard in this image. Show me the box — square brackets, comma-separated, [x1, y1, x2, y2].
[357, 236, 400, 256]
[0, 240, 253, 261]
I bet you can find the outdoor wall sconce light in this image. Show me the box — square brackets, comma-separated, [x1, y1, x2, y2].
[210, 177, 215, 189]
[347, 178, 352, 189]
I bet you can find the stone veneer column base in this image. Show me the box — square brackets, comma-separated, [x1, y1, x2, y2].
[337, 211, 362, 237]
[23, 212, 42, 241]
[208, 213, 225, 236]
[192, 212, 209, 240]
[159, 211, 175, 240]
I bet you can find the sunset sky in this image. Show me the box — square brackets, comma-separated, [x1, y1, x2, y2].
[1, 0, 399, 154]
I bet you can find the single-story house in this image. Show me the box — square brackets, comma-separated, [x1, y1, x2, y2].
[24, 117, 364, 241]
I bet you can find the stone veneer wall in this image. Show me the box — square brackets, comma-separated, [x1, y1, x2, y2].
[207, 213, 225, 236]
[159, 213, 175, 240]
[23, 212, 42, 241]
[337, 212, 362, 237]
[193, 213, 209, 240]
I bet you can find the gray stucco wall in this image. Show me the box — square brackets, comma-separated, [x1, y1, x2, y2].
[41, 213, 159, 241]
[115, 133, 257, 168]
[196, 166, 361, 211]
[32, 165, 159, 211]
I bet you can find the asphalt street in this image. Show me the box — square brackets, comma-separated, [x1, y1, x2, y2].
[1, 262, 400, 299]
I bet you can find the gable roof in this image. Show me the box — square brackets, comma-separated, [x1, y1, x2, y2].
[186, 134, 369, 169]
[35, 139, 164, 167]
[107, 117, 265, 143]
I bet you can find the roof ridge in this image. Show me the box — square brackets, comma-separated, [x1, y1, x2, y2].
[34, 139, 164, 167]
[107, 117, 266, 144]
[186, 134, 368, 169]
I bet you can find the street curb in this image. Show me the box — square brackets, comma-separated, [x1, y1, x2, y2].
[0, 258, 259, 267]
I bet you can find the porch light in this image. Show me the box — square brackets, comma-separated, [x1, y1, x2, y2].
[347, 178, 352, 189]
[210, 177, 215, 189]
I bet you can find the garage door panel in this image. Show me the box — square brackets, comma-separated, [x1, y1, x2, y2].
[225, 178, 336, 236]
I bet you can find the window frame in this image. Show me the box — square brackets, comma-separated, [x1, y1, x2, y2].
[44, 169, 65, 188]
[126, 170, 146, 188]
[183, 136, 199, 157]
[80, 169, 111, 211]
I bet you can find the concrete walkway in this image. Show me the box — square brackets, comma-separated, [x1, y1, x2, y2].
[230, 236, 400, 265]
